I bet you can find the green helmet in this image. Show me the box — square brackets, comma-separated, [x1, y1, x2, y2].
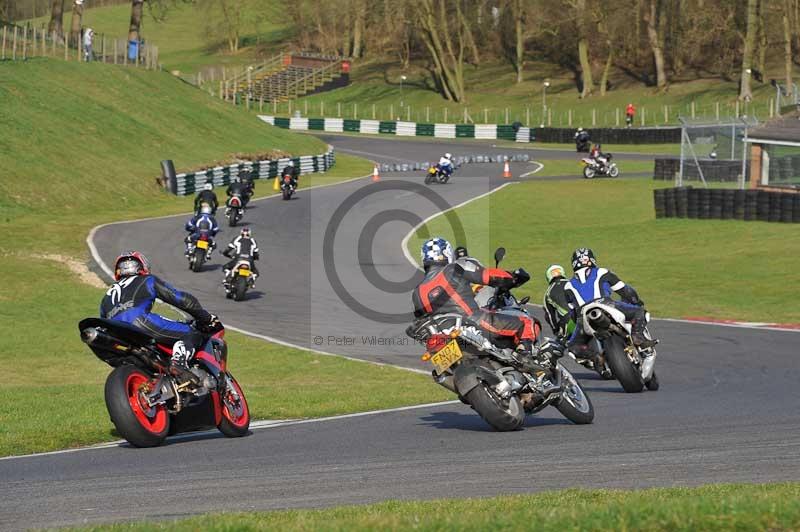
[545, 264, 565, 283]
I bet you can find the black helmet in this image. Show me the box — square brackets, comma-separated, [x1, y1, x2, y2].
[454, 246, 469, 259]
[571, 247, 597, 271]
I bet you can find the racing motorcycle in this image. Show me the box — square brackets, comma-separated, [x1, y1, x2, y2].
[225, 194, 244, 227]
[578, 297, 659, 393]
[187, 232, 213, 272]
[424, 165, 451, 185]
[78, 317, 250, 447]
[581, 155, 619, 178]
[281, 173, 297, 200]
[224, 258, 254, 301]
[406, 248, 594, 431]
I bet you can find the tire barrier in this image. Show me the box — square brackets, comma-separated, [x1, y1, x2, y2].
[653, 157, 749, 183]
[655, 186, 800, 223]
[168, 146, 335, 196]
[377, 153, 531, 174]
[534, 126, 680, 144]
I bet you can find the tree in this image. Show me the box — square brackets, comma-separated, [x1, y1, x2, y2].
[70, 0, 83, 46]
[644, 0, 668, 90]
[413, 0, 467, 102]
[784, 0, 794, 92]
[508, 0, 526, 83]
[48, 0, 65, 40]
[567, 0, 594, 98]
[740, 0, 759, 100]
[128, 0, 144, 43]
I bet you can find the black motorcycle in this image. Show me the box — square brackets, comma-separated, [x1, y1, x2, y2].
[78, 317, 250, 447]
[223, 258, 255, 301]
[575, 131, 591, 152]
[187, 232, 213, 272]
[225, 194, 244, 227]
[281, 173, 297, 200]
[407, 248, 594, 431]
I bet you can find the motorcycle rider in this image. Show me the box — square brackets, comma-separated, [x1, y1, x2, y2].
[238, 169, 256, 207]
[100, 251, 219, 379]
[226, 176, 249, 208]
[184, 204, 219, 257]
[436, 153, 455, 179]
[564, 247, 656, 350]
[194, 183, 218, 215]
[542, 264, 574, 340]
[412, 237, 545, 370]
[589, 143, 609, 172]
[222, 227, 260, 286]
[574, 127, 591, 152]
[281, 161, 299, 189]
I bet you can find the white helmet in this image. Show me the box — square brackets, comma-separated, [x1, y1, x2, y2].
[444, 153, 452, 160]
[200, 204, 212, 215]
[203, 183, 213, 191]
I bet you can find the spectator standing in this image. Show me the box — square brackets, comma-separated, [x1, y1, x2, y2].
[83, 27, 94, 62]
[625, 103, 636, 128]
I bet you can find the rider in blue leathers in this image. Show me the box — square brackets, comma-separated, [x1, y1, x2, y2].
[436, 153, 454, 179]
[100, 251, 219, 375]
[184, 204, 219, 257]
[564, 248, 656, 352]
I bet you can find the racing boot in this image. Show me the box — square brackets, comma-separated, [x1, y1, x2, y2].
[169, 341, 200, 386]
[630, 318, 657, 349]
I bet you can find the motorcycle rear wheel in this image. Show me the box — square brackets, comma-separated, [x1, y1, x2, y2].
[217, 373, 250, 437]
[555, 367, 594, 424]
[603, 335, 645, 393]
[105, 365, 169, 448]
[583, 166, 596, 179]
[645, 371, 660, 391]
[465, 382, 524, 431]
[191, 248, 204, 272]
[233, 276, 248, 301]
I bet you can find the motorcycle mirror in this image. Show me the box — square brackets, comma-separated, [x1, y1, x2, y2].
[494, 247, 506, 266]
[519, 296, 530, 305]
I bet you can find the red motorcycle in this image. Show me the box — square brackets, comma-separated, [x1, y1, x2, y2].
[78, 317, 250, 447]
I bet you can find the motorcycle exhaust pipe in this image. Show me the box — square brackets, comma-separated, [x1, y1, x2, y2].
[81, 327, 133, 353]
[640, 351, 657, 381]
[586, 308, 611, 330]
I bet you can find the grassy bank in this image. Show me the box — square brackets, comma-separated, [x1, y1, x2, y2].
[72, 482, 800, 531]
[0, 59, 438, 457]
[409, 170, 800, 323]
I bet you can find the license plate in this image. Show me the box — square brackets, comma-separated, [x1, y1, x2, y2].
[238, 269, 250, 277]
[430, 340, 463, 375]
[196, 240, 209, 249]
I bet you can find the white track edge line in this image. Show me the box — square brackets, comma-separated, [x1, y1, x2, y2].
[0, 401, 459, 462]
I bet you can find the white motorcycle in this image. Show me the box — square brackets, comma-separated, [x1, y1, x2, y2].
[581, 155, 619, 178]
[576, 298, 659, 393]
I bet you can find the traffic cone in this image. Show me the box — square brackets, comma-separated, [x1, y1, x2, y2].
[502, 160, 512, 178]
[372, 165, 381, 182]
[273, 176, 280, 191]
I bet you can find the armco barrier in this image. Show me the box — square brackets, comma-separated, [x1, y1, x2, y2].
[169, 146, 335, 196]
[654, 186, 799, 223]
[259, 115, 535, 142]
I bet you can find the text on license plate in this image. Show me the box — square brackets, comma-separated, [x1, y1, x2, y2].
[197, 240, 209, 249]
[238, 269, 250, 276]
[430, 340, 463, 375]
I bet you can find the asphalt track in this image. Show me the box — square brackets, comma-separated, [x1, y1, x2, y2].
[2, 137, 799, 530]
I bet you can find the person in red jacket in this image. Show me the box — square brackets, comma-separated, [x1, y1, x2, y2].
[625, 103, 636, 128]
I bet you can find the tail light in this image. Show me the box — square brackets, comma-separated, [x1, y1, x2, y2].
[230, 196, 241, 207]
[199, 234, 208, 241]
[425, 334, 449, 353]
[283, 175, 291, 183]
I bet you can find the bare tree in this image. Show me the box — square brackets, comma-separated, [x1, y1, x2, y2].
[740, 0, 759, 100]
[128, 0, 144, 42]
[48, 0, 65, 40]
[784, 0, 794, 90]
[644, 0, 668, 90]
[566, 0, 594, 97]
[413, 0, 467, 101]
[69, 0, 83, 46]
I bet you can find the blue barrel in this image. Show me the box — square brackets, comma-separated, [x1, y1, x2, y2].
[128, 40, 139, 61]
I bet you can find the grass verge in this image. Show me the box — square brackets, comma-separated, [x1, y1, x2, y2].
[409, 171, 800, 323]
[69, 482, 800, 531]
[0, 59, 438, 457]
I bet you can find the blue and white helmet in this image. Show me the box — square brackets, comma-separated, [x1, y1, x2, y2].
[421, 237, 454, 266]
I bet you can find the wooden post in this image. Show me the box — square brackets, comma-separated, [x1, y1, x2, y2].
[322, 101, 325, 117]
[615, 108, 620, 126]
[548, 108, 552, 126]
[691, 101, 696, 119]
[664, 105, 668, 124]
[526, 107, 530, 125]
[1, 25, 6, 60]
[102, 34, 105, 62]
[123, 40, 127, 65]
[735, 100, 740, 118]
[12, 25, 17, 61]
[505, 107, 509, 123]
[219, 80, 223, 100]
[444, 107, 448, 123]
[641, 107, 645, 126]
[273, 99, 277, 114]
[22, 26, 28, 60]
[715, 101, 720, 120]
[304, 99, 308, 115]
[425, 106, 429, 122]
[407, 105, 410, 121]
[592, 108, 596, 126]
[372, 103, 376, 119]
[354, 102, 358, 119]
[32, 27, 36, 58]
[52, 31, 56, 57]
[260, 94, 264, 112]
[114, 38, 117, 64]
[568, 109, 573, 127]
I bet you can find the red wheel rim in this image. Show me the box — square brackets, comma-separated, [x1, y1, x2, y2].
[126, 371, 168, 434]
[222, 377, 250, 428]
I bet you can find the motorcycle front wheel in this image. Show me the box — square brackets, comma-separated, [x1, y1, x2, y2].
[217, 373, 250, 437]
[465, 382, 524, 431]
[608, 165, 620, 178]
[227, 209, 238, 227]
[555, 366, 594, 424]
[105, 365, 169, 447]
[603, 335, 645, 393]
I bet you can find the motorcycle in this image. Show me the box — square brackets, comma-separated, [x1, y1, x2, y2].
[575, 137, 591, 153]
[281, 173, 296, 200]
[78, 317, 250, 447]
[187, 232, 213, 272]
[581, 155, 619, 178]
[224, 258, 255, 301]
[406, 248, 594, 431]
[577, 297, 659, 393]
[424, 165, 451, 185]
[225, 194, 244, 227]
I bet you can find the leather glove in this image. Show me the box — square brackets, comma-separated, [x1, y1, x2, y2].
[197, 313, 221, 333]
[537, 338, 566, 360]
[511, 268, 530, 287]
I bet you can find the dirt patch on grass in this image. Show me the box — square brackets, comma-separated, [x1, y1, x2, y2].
[32, 254, 108, 289]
